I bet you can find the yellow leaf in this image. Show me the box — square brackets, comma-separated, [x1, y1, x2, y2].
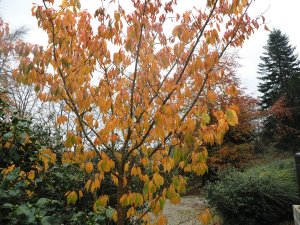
[179, 161, 185, 169]
[112, 210, 118, 222]
[67, 191, 78, 205]
[124, 162, 129, 172]
[123, 177, 127, 187]
[91, 181, 96, 192]
[203, 131, 214, 145]
[153, 173, 164, 188]
[98, 159, 115, 173]
[152, 201, 161, 215]
[184, 164, 191, 172]
[26, 189, 34, 198]
[94, 179, 101, 190]
[191, 152, 200, 163]
[134, 193, 144, 206]
[127, 207, 135, 218]
[111, 173, 118, 186]
[172, 195, 180, 204]
[4, 142, 11, 148]
[28, 170, 35, 180]
[120, 194, 127, 206]
[85, 179, 91, 191]
[201, 113, 210, 126]
[131, 167, 137, 176]
[99, 195, 109, 206]
[93, 195, 109, 212]
[226, 109, 239, 126]
[148, 180, 157, 194]
[197, 208, 212, 225]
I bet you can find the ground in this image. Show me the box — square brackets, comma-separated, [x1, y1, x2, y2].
[161, 195, 213, 225]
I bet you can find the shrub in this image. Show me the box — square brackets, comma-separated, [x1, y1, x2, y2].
[205, 158, 299, 225]
[0, 99, 110, 224]
[208, 143, 255, 171]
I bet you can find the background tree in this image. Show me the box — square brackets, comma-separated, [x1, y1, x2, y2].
[0, 15, 79, 143]
[13, 0, 264, 224]
[206, 53, 258, 173]
[258, 29, 300, 150]
[0, 17, 38, 117]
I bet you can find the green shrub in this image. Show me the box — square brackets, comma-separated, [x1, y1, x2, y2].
[205, 158, 299, 225]
[0, 99, 110, 224]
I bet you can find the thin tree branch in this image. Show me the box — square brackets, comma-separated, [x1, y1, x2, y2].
[130, 0, 148, 118]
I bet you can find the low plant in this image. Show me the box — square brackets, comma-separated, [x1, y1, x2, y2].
[205, 158, 299, 225]
[0, 99, 110, 224]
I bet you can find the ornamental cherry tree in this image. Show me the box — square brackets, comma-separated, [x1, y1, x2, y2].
[14, 0, 263, 224]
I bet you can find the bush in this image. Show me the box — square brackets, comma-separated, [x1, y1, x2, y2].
[208, 143, 255, 171]
[0, 99, 110, 224]
[205, 158, 299, 225]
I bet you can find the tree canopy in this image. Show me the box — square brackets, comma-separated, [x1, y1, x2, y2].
[4, 0, 265, 224]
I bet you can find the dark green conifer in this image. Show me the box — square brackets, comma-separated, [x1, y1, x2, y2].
[258, 29, 300, 150]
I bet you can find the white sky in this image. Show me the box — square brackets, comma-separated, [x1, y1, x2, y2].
[1, 0, 300, 97]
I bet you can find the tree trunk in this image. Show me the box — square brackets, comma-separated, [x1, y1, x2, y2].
[117, 177, 126, 225]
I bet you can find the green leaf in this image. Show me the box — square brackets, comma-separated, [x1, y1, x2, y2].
[26, 62, 34, 74]
[34, 85, 41, 92]
[201, 113, 210, 124]
[3, 131, 13, 141]
[37, 198, 50, 206]
[95, 215, 105, 222]
[159, 198, 165, 210]
[1, 203, 14, 209]
[106, 207, 114, 219]
[15, 204, 35, 223]
[74, 0, 81, 9]
[41, 216, 60, 225]
[8, 189, 22, 198]
[143, 182, 149, 197]
[61, 58, 69, 67]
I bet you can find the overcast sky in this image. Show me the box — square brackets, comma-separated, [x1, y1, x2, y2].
[1, 0, 300, 97]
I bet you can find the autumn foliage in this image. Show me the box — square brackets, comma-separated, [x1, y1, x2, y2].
[10, 0, 264, 224]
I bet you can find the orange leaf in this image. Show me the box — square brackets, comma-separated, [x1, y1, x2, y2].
[85, 162, 94, 173]
[156, 215, 167, 225]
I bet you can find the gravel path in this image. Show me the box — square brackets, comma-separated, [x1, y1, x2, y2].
[162, 195, 208, 225]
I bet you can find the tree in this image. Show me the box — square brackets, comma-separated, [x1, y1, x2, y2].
[258, 29, 300, 109]
[258, 29, 300, 149]
[206, 53, 258, 172]
[0, 17, 40, 118]
[13, 0, 263, 224]
[0, 15, 79, 142]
